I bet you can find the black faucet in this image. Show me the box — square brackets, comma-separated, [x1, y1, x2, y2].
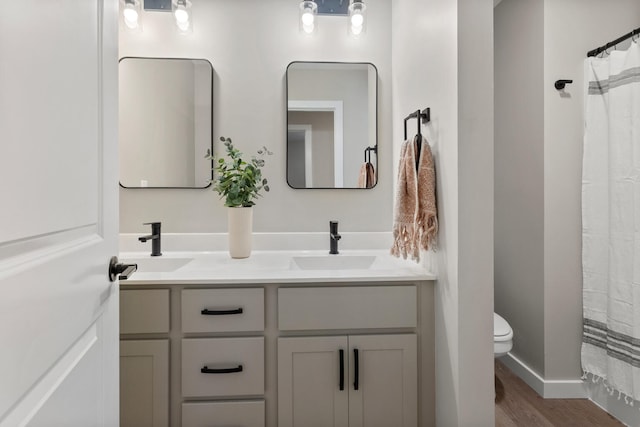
[329, 220, 341, 255]
[138, 222, 162, 256]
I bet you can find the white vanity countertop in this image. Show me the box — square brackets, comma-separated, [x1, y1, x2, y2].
[119, 249, 436, 285]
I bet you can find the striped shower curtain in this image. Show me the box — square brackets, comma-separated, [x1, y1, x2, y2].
[582, 39, 640, 403]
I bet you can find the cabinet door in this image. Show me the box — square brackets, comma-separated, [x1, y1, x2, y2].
[278, 336, 349, 427]
[348, 334, 417, 427]
[120, 340, 169, 427]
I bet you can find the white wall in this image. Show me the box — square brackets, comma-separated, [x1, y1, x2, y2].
[392, 0, 494, 425]
[119, 0, 392, 233]
[494, 0, 546, 376]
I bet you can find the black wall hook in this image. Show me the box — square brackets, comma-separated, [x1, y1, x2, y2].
[554, 79, 573, 90]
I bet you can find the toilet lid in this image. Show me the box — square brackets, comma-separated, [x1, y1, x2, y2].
[494, 313, 512, 339]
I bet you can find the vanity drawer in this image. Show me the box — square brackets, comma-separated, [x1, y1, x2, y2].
[182, 401, 265, 427]
[182, 337, 264, 397]
[120, 289, 170, 334]
[182, 288, 264, 333]
[278, 285, 417, 330]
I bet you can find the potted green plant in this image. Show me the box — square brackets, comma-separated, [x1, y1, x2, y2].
[205, 136, 272, 258]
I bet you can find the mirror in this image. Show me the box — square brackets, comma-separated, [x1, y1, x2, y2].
[119, 57, 213, 188]
[286, 62, 378, 189]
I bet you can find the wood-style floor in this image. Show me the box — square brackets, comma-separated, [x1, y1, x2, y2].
[495, 360, 624, 427]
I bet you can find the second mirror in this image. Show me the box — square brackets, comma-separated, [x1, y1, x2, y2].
[286, 62, 378, 189]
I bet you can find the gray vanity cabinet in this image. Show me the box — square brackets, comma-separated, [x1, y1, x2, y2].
[119, 286, 266, 427]
[119, 281, 431, 427]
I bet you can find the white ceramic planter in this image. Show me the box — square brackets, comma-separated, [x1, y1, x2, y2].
[227, 207, 253, 258]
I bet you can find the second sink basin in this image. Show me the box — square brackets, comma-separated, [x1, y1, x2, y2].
[290, 255, 376, 270]
[122, 257, 194, 273]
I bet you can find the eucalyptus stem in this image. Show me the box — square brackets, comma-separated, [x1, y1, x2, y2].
[205, 136, 272, 207]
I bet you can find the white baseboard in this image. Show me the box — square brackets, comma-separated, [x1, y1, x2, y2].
[500, 353, 587, 399]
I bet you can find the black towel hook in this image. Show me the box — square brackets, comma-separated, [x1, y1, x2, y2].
[554, 79, 573, 90]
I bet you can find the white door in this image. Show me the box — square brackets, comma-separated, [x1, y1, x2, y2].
[348, 334, 418, 427]
[278, 336, 349, 427]
[0, 1, 119, 426]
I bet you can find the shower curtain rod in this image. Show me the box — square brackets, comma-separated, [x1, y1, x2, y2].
[587, 26, 640, 57]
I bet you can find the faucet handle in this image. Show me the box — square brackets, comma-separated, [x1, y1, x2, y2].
[143, 222, 162, 232]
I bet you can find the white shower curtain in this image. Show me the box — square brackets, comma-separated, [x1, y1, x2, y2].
[582, 39, 640, 403]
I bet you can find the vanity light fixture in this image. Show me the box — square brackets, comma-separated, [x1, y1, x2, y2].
[299, 0, 318, 35]
[348, 0, 366, 37]
[173, 0, 192, 33]
[122, 0, 142, 30]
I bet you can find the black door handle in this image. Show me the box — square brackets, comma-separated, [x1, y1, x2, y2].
[353, 348, 359, 390]
[108, 256, 138, 282]
[201, 365, 243, 374]
[339, 349, 345, 391]
[201, 308, 244, 315]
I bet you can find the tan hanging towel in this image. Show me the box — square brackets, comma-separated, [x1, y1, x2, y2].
[357, 162, 376, 188]
[390, 135, 438, 262]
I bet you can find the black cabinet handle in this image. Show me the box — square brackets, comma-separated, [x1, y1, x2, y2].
[353, 348, 359, 390]
[201, 308, 243, 315]
[339, 349, 345, 391]
[200, 365, 243, 374]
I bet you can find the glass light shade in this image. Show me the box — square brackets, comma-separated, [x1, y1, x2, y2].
[348, 0, 366, 37]
[122, 0, 141, 30]
[173, 0, 192, 33]
[299, 1, 317, 35]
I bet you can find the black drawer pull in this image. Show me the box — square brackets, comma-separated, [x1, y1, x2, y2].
[201, 365, 243, 374]
[201, 308, 243, 315]
[339, 349, 345, 391]
[353, 348, 359, 390]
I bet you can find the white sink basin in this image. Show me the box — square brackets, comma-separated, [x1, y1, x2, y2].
[290, 255, 376, 270]
[122, 257, 193, 273]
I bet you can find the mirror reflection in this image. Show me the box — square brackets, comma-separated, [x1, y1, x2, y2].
[119, 57, 213, 188]
[286, 62, 378, 189]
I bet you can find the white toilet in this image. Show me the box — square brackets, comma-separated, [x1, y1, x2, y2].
[494, 312, 513, 358]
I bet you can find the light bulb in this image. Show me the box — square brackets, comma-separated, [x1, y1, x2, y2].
[301, 10, 314, 26]
[123, 6, 139, 29]
[174, 8, 189, 23]
[302, 23, 315, 34]
[351, 12, 363, 27]
[351, 24, 363, 35]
